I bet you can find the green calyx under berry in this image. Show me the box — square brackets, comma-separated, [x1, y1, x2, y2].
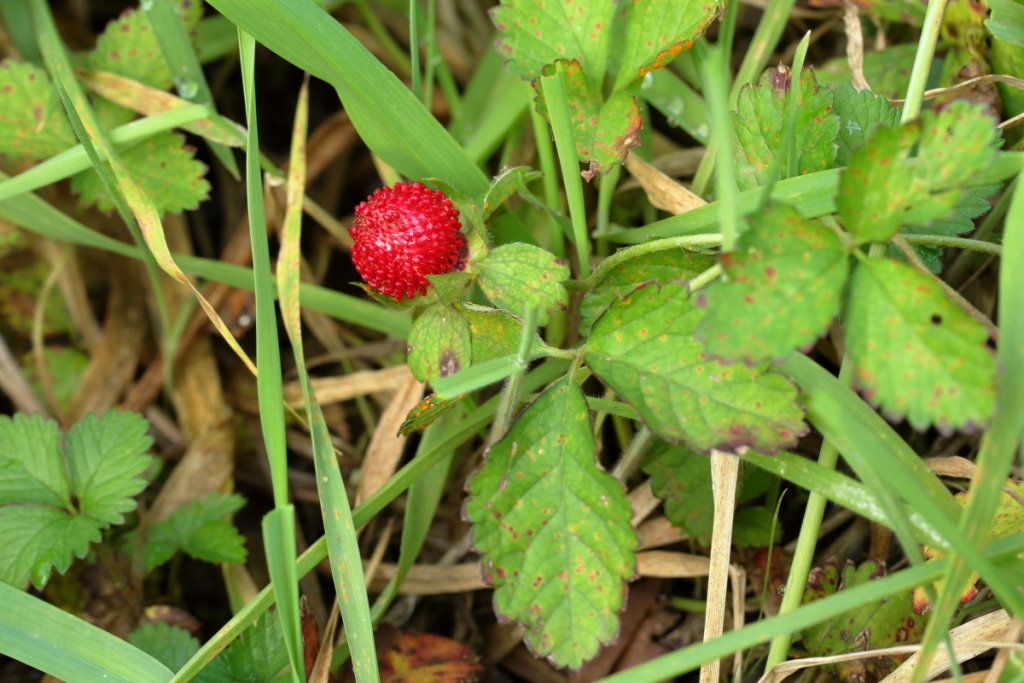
[349, 182, 465, 300]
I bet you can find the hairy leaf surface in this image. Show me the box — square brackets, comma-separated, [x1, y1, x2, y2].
[584, 282, 806, 453]
[466, 377, 637, 668]
[846, 257, 995, 432]
[476, 242, 569, 325]
[696, 203, 849, 362]
[832, 84, 901, 167]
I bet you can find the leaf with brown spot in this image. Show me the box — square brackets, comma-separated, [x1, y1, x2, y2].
[377, 632, 482, 683]
[465, 377, 638, 669]
[475, 243, 569, 325]
[407, 303, 472, 384]
[0, 60, 76, 160]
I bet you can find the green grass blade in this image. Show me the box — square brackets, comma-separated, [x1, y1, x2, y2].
[203, 0, 488, 196]
[777, 352, 1024, 616]
[0, 582, 174, 683]
[913, 170, 1024, 678]
[167, 359, 570, 683]
[146, 0, 240, 177]
[591, 533, 1024, 683]
[433, 355, 526, 399]
[0, 105, 213, 203]
[239, 29, 305, 683]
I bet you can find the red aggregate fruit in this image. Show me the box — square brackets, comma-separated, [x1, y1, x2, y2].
[349, 182, 465, 300]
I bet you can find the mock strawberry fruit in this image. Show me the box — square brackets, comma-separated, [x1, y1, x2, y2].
[349, 182, 465, 300]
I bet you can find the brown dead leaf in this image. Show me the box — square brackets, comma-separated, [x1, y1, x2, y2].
[624, 153, 706, 215]
[378, 632, 482, 683]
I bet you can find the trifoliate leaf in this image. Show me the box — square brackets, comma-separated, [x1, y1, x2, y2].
[193, 614, 289, 683]
[838, 102, 999, 244]
[535, 60, 642, 180]
[492, 0, 616, 85]
[832, 84, 901, 167]
[643, 442, 781, 546]
[0, 411, 152, 587]
[129, 623, 200, 673]
[846, 257, 995, 432]
[802, 559, 926, 683]
[0, 60, 75, 160]
[894, 183, 999, 272]
[696, 203, 850, 363]
[612, 0, 725, 90]
[407, 303, 473, 384]
[71, 131, 210, 215]
[732, 66, 839, 191]
[143, 493, 247, 570]
[465, 377, 637, 669]
[580, 249, 714, 336]
[584, 282, 807, 454]
[475, 242, 569, 325]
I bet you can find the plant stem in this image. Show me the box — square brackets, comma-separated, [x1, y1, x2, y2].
[699, 451, 740, 683]
[764, 358, 852, 669]
[612, 426, 654, 483]
[902, 233, 1003, 255]
[489, 303, 541, 444]
[900, 0, 949, 122]
[585, 233, 723, 287]
[702, 47, 739, 252]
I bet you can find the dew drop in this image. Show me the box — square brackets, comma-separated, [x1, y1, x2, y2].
[174, 77, 199, 100]
[640, 72, 654, 90]
[140, 0, 153, 10]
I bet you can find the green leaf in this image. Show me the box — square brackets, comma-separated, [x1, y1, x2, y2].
[89, 7, 174, 91]
[613, 0, 725, 90]
[475, 242, 569, 325]
[483, 166, 543, 220]
[696, 203, 850, 363]
[0, 411, 152, 588]
[535, 60, 643, 180]
[143, 493, 247, 570]
[65, 411, 153, 527]
[0, 59, 76, 160]
[831, 84, 901, 167]
[986, 0, 1024, 47]
[23, 347, 90, 414]
[461, 302, 529, 362]
[821, 43, 922, 101]
[992, 37, 1024, 117]
[732, 67, 839, 191]
[407, 303, 473, 384]
[731, 507, 780, 547]
[580, 249, 715, 337]
[192, 614, 289, 683]
[893, 183, 1000, 272]
[492, 0, 615, 85]
[426, 272, 475, 306]
[584, 282, 807, 454]
[129, 623, 200, 673]
[801, 559, 927, 683]
[838, 102, 1000, 243]
[465, 377, 637, 669]
[71, 131, 211, 215]
[846, 257, 996, 432]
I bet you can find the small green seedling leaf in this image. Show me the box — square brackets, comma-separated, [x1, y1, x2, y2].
[801, 559, 927, 683]
[895, 183, 1000, 272]
[491, 0, 616, 86]
[129, 623, 200, 673]
[613, 0, 725, 90]
[427, 272, 476, 306]
[580, 249, 715, 336]
[846, 257, 996, 432]
[475, 242, 569, 325]
[465, 377, 637, 669]
[0, 411, 152, 588]
[832, 84, 902, 167]
[483, 166, 543, 219]
[584, 282, 806, 454]
[193, 614, 289, 683]
[838, 101, 1000, 243]
[696, 203, 850, 363]
[407, 303, 473, 384]
[643, 442, 780, 546]
[535, 60, 643, 180]
[0, 59, 76, 160]
[732, 66, 839, 191]
[143, 493, 247, 570]
[71, 131, 211, 215]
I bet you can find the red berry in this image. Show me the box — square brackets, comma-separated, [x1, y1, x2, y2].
[349, 182, 465, 300]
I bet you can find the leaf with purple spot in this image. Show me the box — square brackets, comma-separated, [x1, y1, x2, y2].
[407, 303, 472, 384]
[584, 282, 807, 454]
[465, 376, 637, 669]
[0, 60, 76, 160]
[845, 257, 995, 433]
[696, 203, 850, 363]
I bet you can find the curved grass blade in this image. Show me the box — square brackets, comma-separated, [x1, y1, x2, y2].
[202, 0, 488, 196]
[0, 582, 174, 683]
